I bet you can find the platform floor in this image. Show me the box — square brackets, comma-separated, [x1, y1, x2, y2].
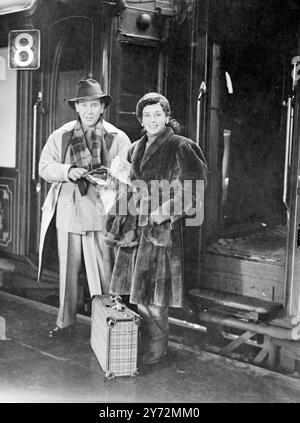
[0, 290, 300, 403]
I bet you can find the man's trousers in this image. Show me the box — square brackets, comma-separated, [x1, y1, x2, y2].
[56, 229, 115, 328]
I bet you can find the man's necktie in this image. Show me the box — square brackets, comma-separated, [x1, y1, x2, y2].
[85, 129, 94, 150]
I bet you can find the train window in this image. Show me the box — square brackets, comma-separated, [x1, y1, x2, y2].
[47, 17, 93, 132]
[0, 0, 38, 16]
[0, 47, 16, 168]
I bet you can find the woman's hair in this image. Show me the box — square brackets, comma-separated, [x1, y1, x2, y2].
[136, 92, 180, 133]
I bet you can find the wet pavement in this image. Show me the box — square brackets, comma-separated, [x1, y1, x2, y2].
[0, 290, 300, 403]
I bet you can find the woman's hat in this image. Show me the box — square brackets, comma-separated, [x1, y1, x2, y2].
[68, 78, 112, 110]
[136, 92, 170, 123]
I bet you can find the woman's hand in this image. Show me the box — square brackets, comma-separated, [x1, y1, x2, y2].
[149, 213, 170, 225]
[68, 167, 87, 181]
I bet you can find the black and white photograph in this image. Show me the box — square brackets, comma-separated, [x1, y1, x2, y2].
[0, 0, 300, 407]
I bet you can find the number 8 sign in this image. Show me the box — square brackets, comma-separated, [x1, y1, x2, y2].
[8, 29, 40, 70]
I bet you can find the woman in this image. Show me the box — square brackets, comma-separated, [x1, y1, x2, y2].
[105, 92, 207, 364]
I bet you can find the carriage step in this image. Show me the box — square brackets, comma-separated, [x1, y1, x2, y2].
[189, 288, 282, 320]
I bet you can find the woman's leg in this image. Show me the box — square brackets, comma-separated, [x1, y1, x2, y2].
[137, 304, 169, 364]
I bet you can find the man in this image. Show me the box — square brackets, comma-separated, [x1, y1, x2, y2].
[38, 78, 131, 338]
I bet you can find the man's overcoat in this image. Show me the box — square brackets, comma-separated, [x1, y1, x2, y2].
[38, 119, 131, 282]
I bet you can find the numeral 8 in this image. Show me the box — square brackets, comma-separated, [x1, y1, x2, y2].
[14, 33, 34, 67]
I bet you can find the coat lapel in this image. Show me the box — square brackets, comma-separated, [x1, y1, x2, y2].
[131, 135, 147, 179]
[140, 127, 173, 171]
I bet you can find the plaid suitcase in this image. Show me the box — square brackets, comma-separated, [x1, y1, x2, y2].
[90, 295, 141, 379]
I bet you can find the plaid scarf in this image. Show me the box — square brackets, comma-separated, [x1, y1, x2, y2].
[69, 118, 113, 170]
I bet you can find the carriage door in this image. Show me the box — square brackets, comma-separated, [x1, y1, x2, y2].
[0, 47, 17, 255]
[284, 55, 300, 321]
[32, 16, 94, 267]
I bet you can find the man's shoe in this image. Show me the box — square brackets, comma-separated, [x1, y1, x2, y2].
[48, 325, 75, 339]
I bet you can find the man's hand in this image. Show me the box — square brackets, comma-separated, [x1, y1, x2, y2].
[68, 167, 87, 181]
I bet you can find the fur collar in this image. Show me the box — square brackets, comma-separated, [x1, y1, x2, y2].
[131, 126, 174, 178]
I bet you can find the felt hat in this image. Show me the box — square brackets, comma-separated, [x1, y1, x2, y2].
[68, 78, 112, 110]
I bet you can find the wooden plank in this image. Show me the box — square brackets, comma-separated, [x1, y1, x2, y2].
[201, 272, 284, 303]
[220, 330, 256, 354]
[266, 337, 278, 368]
[253, 347, 269, 364]
[197, 303, 260, 321]
[252, 336, 275, 365]
[201, 255, 284, 299]
[203, 252, 284, 282]
[190, 288, 282, 314]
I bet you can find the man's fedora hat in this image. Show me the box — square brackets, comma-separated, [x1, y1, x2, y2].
[68, 78, 112, 110]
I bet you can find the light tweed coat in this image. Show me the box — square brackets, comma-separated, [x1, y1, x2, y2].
[38, 119, 131, 282]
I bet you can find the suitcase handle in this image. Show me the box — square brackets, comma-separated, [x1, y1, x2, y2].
[109, 295, 142, 326]
[106, 317, 117, 328]
[110, 295, 126, 311]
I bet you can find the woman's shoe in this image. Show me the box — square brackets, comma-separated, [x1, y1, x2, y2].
[141, 351, 161, 365]
[48, 325, 75, 339]
[141, 340, 168, 364]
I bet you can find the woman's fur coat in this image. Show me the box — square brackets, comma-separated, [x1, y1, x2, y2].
[106, 126, 207, 307]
